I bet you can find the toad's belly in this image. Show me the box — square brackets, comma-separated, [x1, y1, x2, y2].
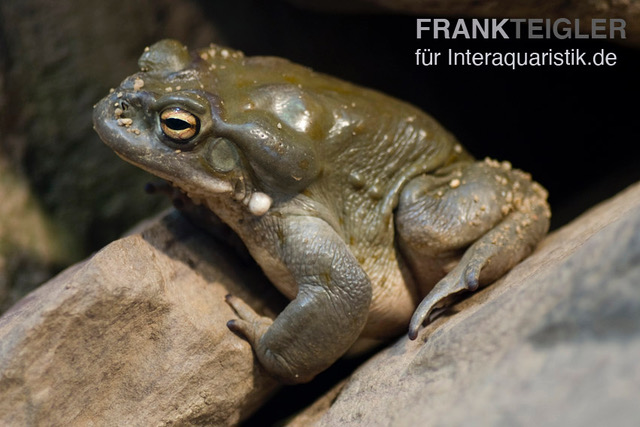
[355, 244, 419, 339]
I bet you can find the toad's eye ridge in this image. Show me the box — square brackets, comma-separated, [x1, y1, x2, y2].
[160, 108, 200, 142]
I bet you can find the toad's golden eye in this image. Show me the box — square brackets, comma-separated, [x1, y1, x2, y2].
[160, 108, 200, 142]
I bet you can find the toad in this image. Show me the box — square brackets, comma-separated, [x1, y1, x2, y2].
[93, 40, 550, 383]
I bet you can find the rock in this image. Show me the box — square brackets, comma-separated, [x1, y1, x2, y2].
[288, 181, 640, 426]
[1, 182, 639, 425]
[0, 211, 285, 426]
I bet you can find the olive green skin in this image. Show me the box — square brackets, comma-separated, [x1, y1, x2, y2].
[93, 40, 550, 384]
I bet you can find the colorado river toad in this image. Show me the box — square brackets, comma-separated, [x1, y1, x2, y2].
[93, 40, 550, 383]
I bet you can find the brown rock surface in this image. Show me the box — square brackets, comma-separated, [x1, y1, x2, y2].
[289, 181, 640, 426]
[1, 180, 639, 425]
[0, 211, 284, 426]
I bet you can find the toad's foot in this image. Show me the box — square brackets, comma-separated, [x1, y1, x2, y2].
[407, 257, 481, 340]
[225, 294, 273, 344]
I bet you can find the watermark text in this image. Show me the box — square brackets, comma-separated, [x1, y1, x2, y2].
[416, 18, 626, 40]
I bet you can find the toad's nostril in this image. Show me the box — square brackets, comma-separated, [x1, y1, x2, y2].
[121, 100, 130, 110]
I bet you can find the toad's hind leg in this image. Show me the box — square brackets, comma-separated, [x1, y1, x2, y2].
[395, 160, 550, 340]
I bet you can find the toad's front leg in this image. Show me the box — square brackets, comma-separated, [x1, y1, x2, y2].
[226, 216, 372, 384]
[396, 159, 550, 339]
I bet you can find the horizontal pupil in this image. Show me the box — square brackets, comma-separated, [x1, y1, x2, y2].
[164, 117, 192, 130]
